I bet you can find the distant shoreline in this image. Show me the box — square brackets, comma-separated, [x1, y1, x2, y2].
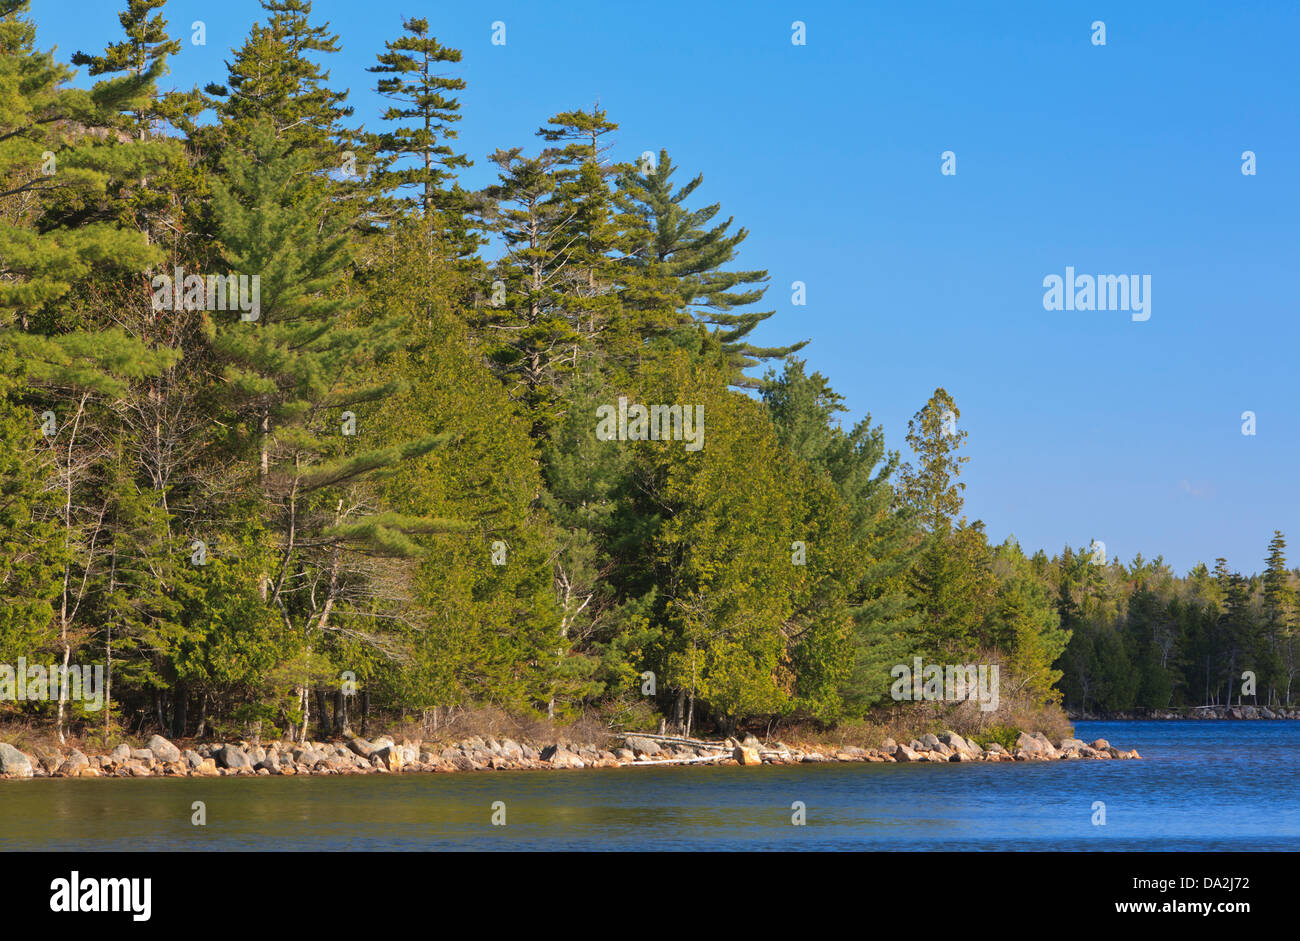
[1069, 705, 1299, 721]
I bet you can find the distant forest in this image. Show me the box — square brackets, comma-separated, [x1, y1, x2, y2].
[2, 0, 1295, 744]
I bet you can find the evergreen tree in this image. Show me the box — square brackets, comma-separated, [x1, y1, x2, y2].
[207, 121, 463, 739]
[365, 16, 476, 257]
[618, 150, 807, 387]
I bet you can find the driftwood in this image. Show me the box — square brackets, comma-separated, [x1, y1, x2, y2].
[614, 731, 730, 751]
[619, 753, 729, 766]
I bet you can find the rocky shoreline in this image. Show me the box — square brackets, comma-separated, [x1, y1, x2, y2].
[0, 728, 1139, 780]
[1068, 704, 1300, 721]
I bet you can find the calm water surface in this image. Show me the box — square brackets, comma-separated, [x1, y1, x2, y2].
[1, 721, 1295, 850]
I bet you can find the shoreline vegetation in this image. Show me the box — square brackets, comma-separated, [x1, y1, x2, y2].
[0, 728, 1140, 780]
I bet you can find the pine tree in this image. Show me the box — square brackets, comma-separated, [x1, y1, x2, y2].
[207, 121, 464, 739]
[478, 106, 627, 436]
[365, 17, 475, 248]
[618, 150, 807, 387]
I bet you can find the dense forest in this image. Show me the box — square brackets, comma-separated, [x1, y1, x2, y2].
[1, 0, 1296, 744]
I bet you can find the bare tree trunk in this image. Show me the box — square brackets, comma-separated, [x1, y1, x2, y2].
[195, 692, 208, 739]
[172, 682, 187, 739]
[104, 621, 112, 748]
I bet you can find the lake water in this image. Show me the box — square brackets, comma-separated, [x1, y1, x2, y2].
[1, 721, 1296, 851]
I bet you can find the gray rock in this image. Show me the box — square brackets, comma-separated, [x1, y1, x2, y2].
[1016, 732, 1047, 757]
[0, 743, 33, 777]
[31, 745, 63, 774]
[109, 743, 131, 762]
[624, 735, 661, 757]
[216, 744, 251, 769]
[540, 744, 584, 769]
[938, 731, 975, 754]
[346, 736, 377, 759]
[147, 735, 182, 763]
[182, 749, 203, 770]
[57, 750, 90, 775]
[894, 743, 921, 762]
[921, 733, 941, 748]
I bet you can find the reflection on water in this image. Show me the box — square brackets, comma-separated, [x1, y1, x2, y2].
[1, 722, 1296, 850]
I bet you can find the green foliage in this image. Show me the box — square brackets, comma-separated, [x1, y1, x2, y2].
[971, 724, 1020, 751]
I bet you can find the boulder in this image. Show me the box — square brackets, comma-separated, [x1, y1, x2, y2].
[57, 750, 89, 776]
[624, 735, 661, 757]
[215, 744, 252, 769]
[894, 743, 921, 762]
[921, 733, 941, 748]
[1016, 732, 1047, 757]
[0, 743, 34, 778]
[31, 745, 63, 774]
[147, 735, 182, 764]
[346, 736, 377, 759]
[938, 731, 973, 754]
[182, 749, 203, 770]
[109, 743, 132, 762]
[130, 748, 155, 763]
[540, 744, 585, 769]
[373, 745, 403, 771]
[733, 745, 762, 765]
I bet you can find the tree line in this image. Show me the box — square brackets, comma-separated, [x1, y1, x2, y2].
[1, 0, 1292, 744]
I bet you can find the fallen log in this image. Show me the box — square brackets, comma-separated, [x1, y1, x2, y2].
[615, 731, 730, 751]
[621, 753, 729, 766]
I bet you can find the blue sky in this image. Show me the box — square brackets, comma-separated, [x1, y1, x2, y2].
[37, 0, 1299, 575]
